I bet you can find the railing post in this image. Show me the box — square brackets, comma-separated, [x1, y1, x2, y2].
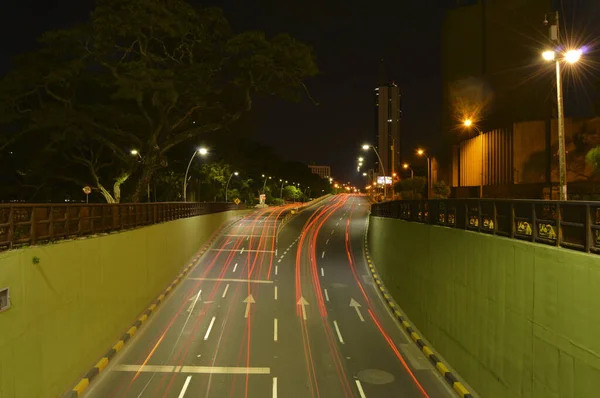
[478, 200, 482, 232]
[556, 203, 562, 248]
[531, 202, 537, 243]
[492, 201, 497, 235]
[49, 206, 55, 242]
[584, 204, 591, 252]
[29, 206, 36, 246]
[510, 202, 515, 239]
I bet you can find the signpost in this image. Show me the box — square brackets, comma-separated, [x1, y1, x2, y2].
[82, 186, 92, 203]
[234, 198, 241, 205]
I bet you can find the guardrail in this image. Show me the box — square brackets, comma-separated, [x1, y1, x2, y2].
[371, 199, 600, 254]
[0, 202, 246, 251]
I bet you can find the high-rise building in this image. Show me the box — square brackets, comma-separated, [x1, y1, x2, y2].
[374, 70, 402, 178]
[308, 165, 331, 179]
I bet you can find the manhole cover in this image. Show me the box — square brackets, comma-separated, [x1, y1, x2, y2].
[357, 369, 395, 385]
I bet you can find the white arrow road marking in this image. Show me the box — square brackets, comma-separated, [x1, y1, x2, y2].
[222, 284, 230, 298]
[178, 376, 192, 398]
[243, 294, 255, 318]
[355, 380, 367, 398]
[187, 290, 202, 313]
[349, 298, 365, 322]
[204, 316, 216, 340]
[297, 297, 309, 320]
[324, 289, 330, 302]
[333, 320, 344, 344]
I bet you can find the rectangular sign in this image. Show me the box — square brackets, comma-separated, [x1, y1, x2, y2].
[376, 176, 393, 185]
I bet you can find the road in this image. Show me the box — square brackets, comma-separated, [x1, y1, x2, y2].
[83, 195, 455, 398]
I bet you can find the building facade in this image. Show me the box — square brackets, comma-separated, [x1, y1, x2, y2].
[308, 165, 331, 179]
[374, 83, 402, 178]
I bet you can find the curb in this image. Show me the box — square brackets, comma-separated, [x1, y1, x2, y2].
[63, 215, 244, 398]
[362, 232, 473, 398]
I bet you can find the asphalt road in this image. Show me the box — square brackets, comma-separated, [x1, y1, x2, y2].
[83, 195, 456, 398]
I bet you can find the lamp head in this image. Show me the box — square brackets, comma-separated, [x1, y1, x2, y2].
[234, 172, 239, 176]
[403, 163, 409, 169]
[417, 149, 425, 156]
[362, 144, 370, 150]
[542, 50, 556, 61]
[130, 149, 139, 155]
[198, 147, 208, 155]
[565, 49, 582, 64]
[463, 119, 473, 127]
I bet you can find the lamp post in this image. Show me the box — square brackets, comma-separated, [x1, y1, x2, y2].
[224, 171, 239, 203]
[279, 179, 287, 202]
[183, 147, 208, 202]
[362, 144, 387, 200]
[261, 174, 272, 194]
[130, 149, 151, 202]
[463, 119, 484, 198]
[402, 163, 414, 179]
[541, 12, 582, 200]
[417, 149, 431, 199]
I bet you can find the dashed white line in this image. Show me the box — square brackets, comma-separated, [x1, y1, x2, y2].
[326, 239, 329, 245]
[324, 288, 330, 302]
[278, 259, 282, 263]
[321, 251, 325, 259]
[232, 263, 238, 272]
[274, 318, 278, 342]
[273, 377, 278, 398]
[222, 284, 230, 298]
[333, 320, 344, 344]
[321, 268, 324, 277]
[204, 316, 216, 340]
[355, 380, 367, 398]
[178, 376, 192, 398]
[275, 266, 278, 275]
[274, 286, 278, 300]
[331, 230, 334, 235]
[336, 222, 339, 226]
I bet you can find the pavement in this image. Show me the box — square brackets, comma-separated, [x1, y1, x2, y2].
[82, 195, 456, 398]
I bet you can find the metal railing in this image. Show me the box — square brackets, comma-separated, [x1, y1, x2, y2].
[371, 199, 600, 254]
[0, 202, 246, 252]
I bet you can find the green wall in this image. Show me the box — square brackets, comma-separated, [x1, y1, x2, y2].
[368, 216, 600, 398]
[0, 210, 248, 398]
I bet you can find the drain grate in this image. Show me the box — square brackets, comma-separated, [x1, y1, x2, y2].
[0, 288, 9, 312]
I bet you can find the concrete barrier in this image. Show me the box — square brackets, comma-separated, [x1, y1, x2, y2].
[0, 209, 248, 398]
[368, 216, 600, 398]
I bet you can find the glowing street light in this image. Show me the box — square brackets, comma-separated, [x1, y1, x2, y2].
[130, 149, 150, 201]
[417, 149, 431, 199]
[565, 49, 582, 64]
[463, 119, 484, 198]
[358, 157, 364, 162]
[225, 171, 239, 203]
[362, 143, 387, 200]
[542, 50, 556, 61]
[183, 147, 209, 202]
[402, 163, 414, 179]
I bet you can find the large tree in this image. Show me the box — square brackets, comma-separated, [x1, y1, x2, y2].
[0, 0, 317, 202]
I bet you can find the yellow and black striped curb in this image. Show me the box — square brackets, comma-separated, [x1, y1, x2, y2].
[362, 235, 473, 398]
[64, 216, 243, 398]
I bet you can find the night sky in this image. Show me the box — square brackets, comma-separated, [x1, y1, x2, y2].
[1, 1, 598, 186]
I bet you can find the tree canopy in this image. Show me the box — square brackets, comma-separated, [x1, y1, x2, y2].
[0, 0, 318, 203]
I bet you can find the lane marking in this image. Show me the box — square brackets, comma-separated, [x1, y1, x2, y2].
[274, 318, 278, 342]
[178, 376, 192, 398]
[326, 239, 329, 245]
[113, 364, 270, 374]
[324, 288, 330, 302]
[321, 251, 325, 259]
[232, 263, 238, 273]
[321, 268, 324, 277]
[240, 248, 245, 254]
[225, 234, 274, 237]
[274, 286, 278, 300]
[190, 278, 273, 284]
[273, 377, 278, 398]
[340, 217, 343, 221]
[203, 316, 216, 340]
[331, 230, 334, 235]
[278, 259, 282, 263]
[355, 380, 367, 398]
[246, 236, 249, 241]
[210, 249, 273, 253]
[333, 320, 345, 344]
[186, 289, 202, 313]
[222, 284, 230, 298]
[275, 266, 278, 276]
[336, 222, 339, 226]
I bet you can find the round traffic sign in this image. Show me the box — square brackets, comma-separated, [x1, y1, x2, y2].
[82, 186, 92, 195]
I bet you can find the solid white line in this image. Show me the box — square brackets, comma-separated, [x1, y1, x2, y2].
[204, 316, 216, 340]
[225, 234, 274, 237]
[355, 380, 367, 398]
[210, 249, 274, 253]
[274, 286, 278, 300]
[324, 288, 330, 302]
[113, 364, 270, 374]
[333, 320, 344, 344]
[321, 251, 325, 259]
[190, 278, 273, 284]
[275, 266, 278, 275]
[273, 377, 278, 398]
[274, 318, 278, 342]
[178, 376, 192, 398]
[233, 263, 238, 272]
[321, 268, 324, 277]
[222, 284, 230, 298]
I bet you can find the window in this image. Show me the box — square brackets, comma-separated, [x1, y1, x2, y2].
[0, 288, 9, 312]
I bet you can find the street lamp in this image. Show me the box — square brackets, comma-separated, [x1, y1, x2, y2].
[130, 149, 151, 202]
[403, 163, 414, 179]
[417, 149, 431, 199]
[261, 175, 272, 194]
[279, 180, 288, 201]
[541, 47, 583, 200]
[463, 119, 484, 198]
[362, 144, 387, 200]
[224, 171, 239, 203]
[183, 147, 209, 202]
